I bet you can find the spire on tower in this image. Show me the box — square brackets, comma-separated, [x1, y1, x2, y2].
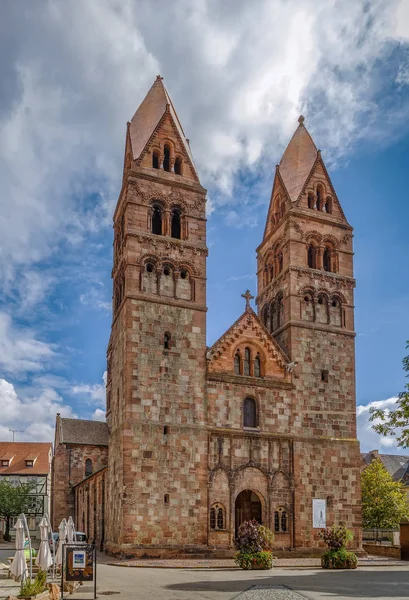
[278, 116, 318, 202]
[128, 76, 196, 171]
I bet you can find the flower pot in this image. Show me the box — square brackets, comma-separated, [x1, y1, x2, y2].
[321, 557, 357, 570]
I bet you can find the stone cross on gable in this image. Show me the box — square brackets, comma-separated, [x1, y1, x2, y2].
[241, 289, 254, 309]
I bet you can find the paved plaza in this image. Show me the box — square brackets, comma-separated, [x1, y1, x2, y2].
[2, 553, 409, 600]
[93, 563, 409, 600]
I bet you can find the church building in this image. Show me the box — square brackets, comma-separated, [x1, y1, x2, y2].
[52, 76, 362, 556]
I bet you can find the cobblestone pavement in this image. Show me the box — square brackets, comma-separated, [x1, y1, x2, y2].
[236, 586, 308, 600]
[100, 553, 405, 569]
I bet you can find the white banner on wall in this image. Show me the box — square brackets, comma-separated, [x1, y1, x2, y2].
[312, 499, 326, 528]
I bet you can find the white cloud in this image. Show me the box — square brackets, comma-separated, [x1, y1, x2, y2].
[92, 409, 106, 422]
[0, 378, 76, 442]
[71, 372, 107, 406]
[0, 311, 56, 376]
[80, 288, 111, 312]
[357, 397, 402, 453]
[0, 0, 408, 283]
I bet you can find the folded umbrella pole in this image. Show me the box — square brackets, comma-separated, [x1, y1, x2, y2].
[55, 519, 68, 569]
[10, 517, 28, 583]
[36, 517, 53, 573]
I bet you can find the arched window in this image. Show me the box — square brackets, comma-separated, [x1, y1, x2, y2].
[234, 352, 241, 375]
[316, 185, 324, 211]
[217, 507, 224, 529]
[307, 244, 316, 269]
[152, 151, 159, 169]
[308, 192, 315, 209]
[274, 507, 287, 532]
[163, 145, 170, 172]
[302, 293, 314, 322]
[276, 294, 283, 328]
[243, 397, 257, 428]
[277, 252, 283, 274]
[271, 301, 277, 331]
[280, 203, 285, 218]
[164, 332, 171, 350]
[316, 294, 329, 324]
[171, 208, 181, 239]
[210, 504, 225, 530]
[243, 347, 251, 376]
[174, 156, 182, 175]
[330, 297, 342, 327]
[152, 205, 162, 235]
[254, 354, 261, 378]
[146, 262, 154, 273]
[85, 459, 93, 478]
[262, 305, 269, 329]
[325, 196, 332, 214]
[323, 247, 331, 272]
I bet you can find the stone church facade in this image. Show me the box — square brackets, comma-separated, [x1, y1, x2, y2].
[53, 76, 362, 556]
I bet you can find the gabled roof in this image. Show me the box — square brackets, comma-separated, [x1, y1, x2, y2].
[207, 305, 290, 377]
[0, 442, 52, 475]
[129, 75, 196, 169]
[278, 116, 318, 202]
[361, 450, 409, 485]
[60, 418, 108, 446]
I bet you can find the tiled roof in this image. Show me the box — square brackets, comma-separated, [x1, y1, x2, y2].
[129, 75, 195, 167]
[278, 118, 318, 202]
[0, 442, 52, 475]
[361, 451, 409, 484]
[60, 418, 108, 446]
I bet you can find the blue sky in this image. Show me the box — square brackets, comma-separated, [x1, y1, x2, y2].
[1, 0, 409, 453]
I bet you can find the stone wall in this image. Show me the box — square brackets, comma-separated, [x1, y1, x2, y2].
[52, 444, 108, 529]
[363, 543, 401, 559]
[74, 468, 107, 549]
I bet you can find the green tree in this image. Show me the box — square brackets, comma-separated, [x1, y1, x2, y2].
[0, 480, 33, 541]
[370, 341, 409, 447]
[361, 459, 409, 535]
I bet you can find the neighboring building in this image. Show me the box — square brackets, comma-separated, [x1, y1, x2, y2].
[51, 414, 108, 529]
[361, 449, 409, 499]
[53, 76, 362, 556]
[0, 442, 52, 539]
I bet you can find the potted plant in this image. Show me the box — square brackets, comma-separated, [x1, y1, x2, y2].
[234, 519, 275, 570]
[320, 525, 357, 569]
[18, 569, 48, 600]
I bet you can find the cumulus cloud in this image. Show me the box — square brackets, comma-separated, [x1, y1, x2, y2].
[1, 0, 409, 282]
[357, 397, 401, 452]
[71, 372, 107, 406]
[0, 311, 56, 376]
[92, 409, 106, 422]
[0, 378, 76, 442]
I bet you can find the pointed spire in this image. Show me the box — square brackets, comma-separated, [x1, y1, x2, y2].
[278, 116, 318, 202]
[128, 76, 195, 169]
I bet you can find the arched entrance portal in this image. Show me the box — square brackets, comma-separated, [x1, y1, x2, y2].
[235, 490, 262, 534]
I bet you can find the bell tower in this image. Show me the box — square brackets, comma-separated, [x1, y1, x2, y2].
[105, 76, 209, 554]
[256, 116, 361, 547]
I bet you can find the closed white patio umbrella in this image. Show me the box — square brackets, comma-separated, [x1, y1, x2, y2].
[10, 518, 28, 582]
[55, 519, 67, 568]
[36, 517, 53, 571]
[67, 516, 75, 544]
